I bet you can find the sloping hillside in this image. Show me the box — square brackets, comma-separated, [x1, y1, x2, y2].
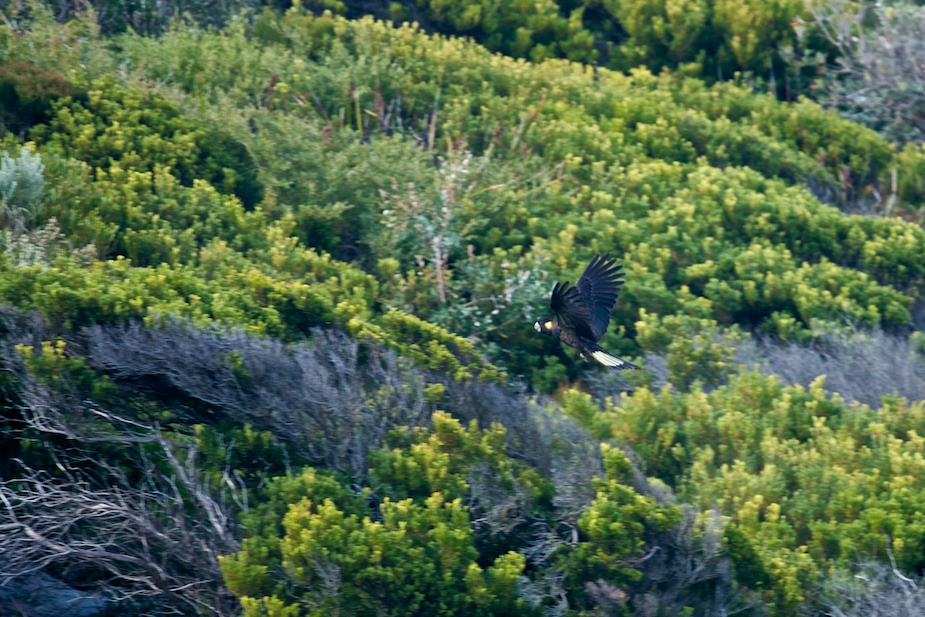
[2, 4, 925, 616]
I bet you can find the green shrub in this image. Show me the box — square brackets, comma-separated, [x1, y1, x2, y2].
[10, 7, 925, 616]
[567, 371, 925, 611]
[31, 79, 262, 205]
[221, 413, 540, 617]
[558, 444, 682, 608]
[9, 8, 925, 386]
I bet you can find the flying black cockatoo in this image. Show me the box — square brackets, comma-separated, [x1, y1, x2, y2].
[534, 254, 639, 370]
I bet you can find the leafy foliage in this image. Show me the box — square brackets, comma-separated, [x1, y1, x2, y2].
[34, 0, 829, 90]
[33, 6, 916, 383]
[2, 4, 925, 616]
[565, 370, 925, 611]
[223, 414, 538, 617]
[222, 412, 694, 616]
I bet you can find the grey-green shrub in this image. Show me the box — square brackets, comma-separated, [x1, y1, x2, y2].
[0, 146, 45, 233]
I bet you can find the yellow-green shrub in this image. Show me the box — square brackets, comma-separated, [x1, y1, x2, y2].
[564, 372, 925, 611]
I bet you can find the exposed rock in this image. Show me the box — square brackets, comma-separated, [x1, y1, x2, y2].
[0, 572, 108, 617]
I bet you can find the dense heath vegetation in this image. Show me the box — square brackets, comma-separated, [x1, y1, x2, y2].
[2, 1, 925, 615]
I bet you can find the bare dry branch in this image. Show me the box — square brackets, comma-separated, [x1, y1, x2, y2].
[0, 449, 240, 616]
[84, 321, 432, 476]
[811, 558, 925, 617]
